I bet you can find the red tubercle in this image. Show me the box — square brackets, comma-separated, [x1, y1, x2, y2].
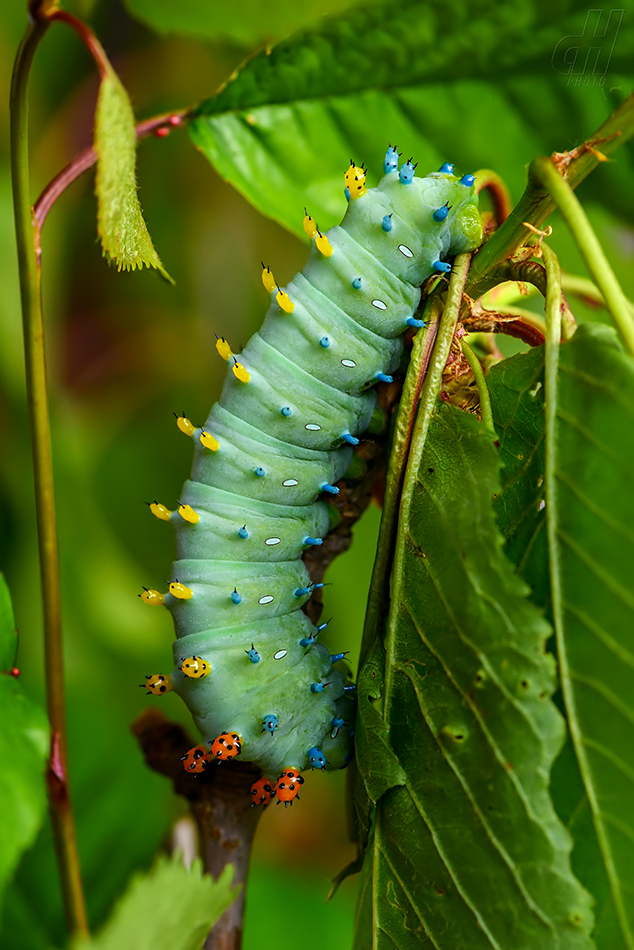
[154, 127, 170, 138]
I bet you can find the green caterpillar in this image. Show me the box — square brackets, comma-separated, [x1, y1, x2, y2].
[140, 146, 482, 806]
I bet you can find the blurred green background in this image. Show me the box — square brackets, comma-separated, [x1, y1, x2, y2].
[1, 0, 633, 947]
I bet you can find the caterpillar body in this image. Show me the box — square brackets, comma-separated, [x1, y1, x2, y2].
[142, 148, 482, 800]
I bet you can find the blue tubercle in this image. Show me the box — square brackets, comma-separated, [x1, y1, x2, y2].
[262, 714, 278, 734]
[342, 432, 359, 446]
[317, 621, 330, 632]
[344, 186, 350, 202]
[320, 483, 339, 495]
[238, 525, 249, 539]
[254, 466, 266, 477]
[382, 214, 393, 232]
[245, 644, 260, 663]
[433, 203, 450, 223]
[383, 144, 400, 174]
[406, 317, 425, 329]
[331, 717, 345, 729]
[231, 589, 242, 605]
[459, 174, 475, 187]
[307, 747, 327, 771]
[280, 406, 292, 417]
[376, 372, 393, 383]
[310, 682, 328, 693]
[438, 162, 454, 174]
[399, 160, 416, 185]
[343, 684, 357, 692]
[432, 261, 452, 273]
[294, 586, 311, 598]
[351, 277, 362, 290]
[304, 536, 323, 546]
[319, 337, 330, 348]
[300, 633, 316, 647]
[330, 652, 349, 663]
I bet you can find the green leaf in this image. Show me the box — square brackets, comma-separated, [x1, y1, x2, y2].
[73, 857, 239, 950]
[188, 0, 634, 237]
[122, 0, 365, 46]
[0, 574, 48, 912]
[94, 69, 172, 282]
[489, 343, 549, 606]
[355, 403, 594, 949]
[494, 324, 634, 949]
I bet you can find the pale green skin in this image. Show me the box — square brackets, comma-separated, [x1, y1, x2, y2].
[166, 166, 482, 778]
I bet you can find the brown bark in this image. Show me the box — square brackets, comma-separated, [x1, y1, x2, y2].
[132, 709, 263, 950]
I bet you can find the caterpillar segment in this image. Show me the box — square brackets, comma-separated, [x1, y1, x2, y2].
[141, 147, 482, 798]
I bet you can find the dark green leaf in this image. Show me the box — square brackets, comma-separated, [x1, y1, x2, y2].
[355, 404, 594, 949]
[122, 0, 365, 46]
[188, 0, 634, 237]
[0, 574, 48, 912]
[73, 858, 238, 950]
[95, 69, 172, 282]
[493, 325, 634, 949]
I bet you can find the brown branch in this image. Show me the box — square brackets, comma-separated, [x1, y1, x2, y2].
[132, 709, 262, 950]
[474, 168, 513, 225]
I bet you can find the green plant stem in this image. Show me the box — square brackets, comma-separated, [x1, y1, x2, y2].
[461, 340, 494, 431]
[532, 156, 634, 357]
[359, 295, 441, 668]
[467, 89, 634, 299]
[10, 12, 89, 940]
[385, 253, 472, 696]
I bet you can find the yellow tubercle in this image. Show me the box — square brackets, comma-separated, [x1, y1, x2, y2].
[168, 581, 193, 600]
[140, 588, 165, 606]
[176, 414, 196, 437]
[315, 231, 333, 257]
[199, 429, 219, 452]
[180, 656, 211, 679]
[215, 336, 233, 361]
[142, 674, 173, 695]
[149, 501, 172, 522]
[178, 503, 200, 524]
[303, 209, 317, 240]
[345, 161, 367, 199]
[232, 359, 251, 383]
[276, 287, 295, 314]
[261, 264, 276, 294]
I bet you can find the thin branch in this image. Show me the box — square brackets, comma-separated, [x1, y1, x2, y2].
[34, 111, 189, 234]
[461, 340, 494, 432]
[467, 89, 634, 299]
[473, 168, 513, 225]
[359, 295, 441, 668]
[133, 710, 261, 950]
[10, 10, 88, 939]
[532, 156, 634, 357]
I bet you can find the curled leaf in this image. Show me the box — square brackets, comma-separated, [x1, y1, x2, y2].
[94, 68, 172, 282]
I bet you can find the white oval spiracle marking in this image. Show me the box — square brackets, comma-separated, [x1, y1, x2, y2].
[305, 423, 321, 431]
[282, 478, 299, 487]
[398, 244, 414, 258]
[258, 595, 274, 605]
[265, 537, 281, 546]
[372, 299, 387, 310]
[273, 650, 288, 660]
[341, 359, 356, 368]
